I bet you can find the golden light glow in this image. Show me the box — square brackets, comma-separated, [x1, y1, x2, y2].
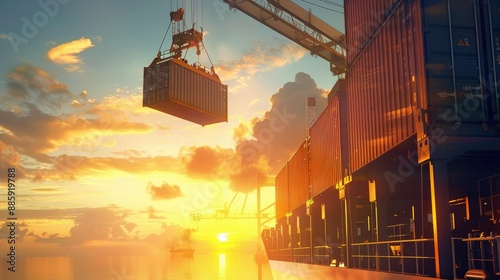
[217, 233, 228, 243]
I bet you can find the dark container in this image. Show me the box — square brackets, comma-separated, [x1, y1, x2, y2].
[483, 0, 500, 126]
[422, 0, 490, 126]
[143, 57, 228, 126]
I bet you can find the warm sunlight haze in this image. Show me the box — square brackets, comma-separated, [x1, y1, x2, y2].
[0, 0, 344, 279]
[217, 233, 229, 243]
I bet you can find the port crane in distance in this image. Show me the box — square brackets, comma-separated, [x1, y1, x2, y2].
[221, 0, 346, 75]
[190, 177, 275, 235]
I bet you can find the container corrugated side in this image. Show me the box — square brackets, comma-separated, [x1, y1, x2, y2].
[143, 58, 228, 126]
[345, 0, 396, 63]
[275, 165, 289, 220]
[310, 94, 343, 197]
[345, 0, 418, 172]
[287, 141, 309, 212]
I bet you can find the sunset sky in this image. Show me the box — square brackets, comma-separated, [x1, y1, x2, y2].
[0, 0, 343, 257]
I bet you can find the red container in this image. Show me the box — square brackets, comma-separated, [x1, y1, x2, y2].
[275, 140, 309, 220]
[275, 165, 289, 220]
[345, 0, 500, 172]
[310, 90, 344, 197]
[143, 57, 228, 126]
[345, 0, 422, 172]
[287, 141, 309, 214]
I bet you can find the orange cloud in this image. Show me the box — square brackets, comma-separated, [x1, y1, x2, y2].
[182, 146, 233, 179]
[37, 154, 182, 181]
[46, 37, 94, 72]
[147, 182, 183, 200]
[30, 187, 61, 193]
[181, 144, 269, 193]
[71, 100, 85, 108]
[148, 206, 165, 219]
[232, 122, 251, 142]
[28, 207, 137, 246]
[241, 72, 328, 174]
[0, 140, 26, 181]
[0, 105, 152, 164]
[0, 140, 20, 168]
[5, 64, 71, 110]
[1, 65, 152, 165]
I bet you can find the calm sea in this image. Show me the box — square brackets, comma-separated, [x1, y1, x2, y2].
[0, 254, 274, 280]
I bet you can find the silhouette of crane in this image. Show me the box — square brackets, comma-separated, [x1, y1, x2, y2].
[190, 176, 275, 236]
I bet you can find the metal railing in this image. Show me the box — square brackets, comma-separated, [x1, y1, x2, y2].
[452, 236, 500, 279]
[293, 247, 312, 263]
[351, 238, 435, 276]
[314, 245, 332, 265]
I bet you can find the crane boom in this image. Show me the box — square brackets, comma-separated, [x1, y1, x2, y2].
[222, 0, 346, 74]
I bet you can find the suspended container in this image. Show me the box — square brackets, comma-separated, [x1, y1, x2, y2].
[143, 55, 228, 126]
[143, 7, 228, 126]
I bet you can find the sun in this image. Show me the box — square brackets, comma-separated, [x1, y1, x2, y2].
[217, 233, 228, 243]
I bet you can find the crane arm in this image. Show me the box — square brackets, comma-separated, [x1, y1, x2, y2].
[222, 0, 346, 74]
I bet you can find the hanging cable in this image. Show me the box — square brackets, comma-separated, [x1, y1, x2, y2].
[318, 0, 343, 8]
[202, 41, 215, 69]
[158, 21, 172, 54]
[298, 0, 343, 14]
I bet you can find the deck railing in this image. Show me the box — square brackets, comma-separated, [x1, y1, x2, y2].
[268, 238, 435, 277]
[292, 247, 312, 263]
[351, 238, 435, 276]
[452, 236, 500, 279]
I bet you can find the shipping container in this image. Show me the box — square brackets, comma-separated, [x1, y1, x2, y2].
[420, 0, 500, 130]
[423, 0, 488, 126]
[310, 89, 344, 197]
[345, 0, 419, 173]
[287, 141, 309, 214]
[275, 164, 289, 220]
[483, 0, 500, 127]
[345, 0, 500, 173]
[275, 140, 309, 220]
[143, 56, 228, 126]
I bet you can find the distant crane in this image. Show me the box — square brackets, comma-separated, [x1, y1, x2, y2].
[190, 177, 275, 236]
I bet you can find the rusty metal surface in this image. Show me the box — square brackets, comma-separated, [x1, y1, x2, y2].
[310, 93, 343, 197]
[143, 57, 227, 126]
[280, 141, 309, 216]
[345, 0, 419, 172]
[275, 163, 289, 220]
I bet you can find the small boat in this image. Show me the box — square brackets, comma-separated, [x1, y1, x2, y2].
[170, 248, 195, 257]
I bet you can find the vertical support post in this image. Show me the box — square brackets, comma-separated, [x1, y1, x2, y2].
[429, 160, 453, 278]
[341, 184, 351, 268]
[257, 184, 261, 238]
[308, 203, 313, 264]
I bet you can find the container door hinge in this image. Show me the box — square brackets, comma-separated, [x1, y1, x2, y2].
[417, 136, 431, 163]
[416, 109, 428, 140]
